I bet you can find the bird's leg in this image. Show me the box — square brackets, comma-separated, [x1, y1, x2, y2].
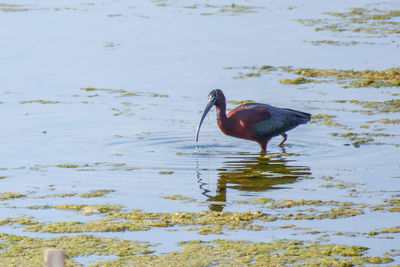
[258, 140, 268, 154]
[278, 133, 287, 146]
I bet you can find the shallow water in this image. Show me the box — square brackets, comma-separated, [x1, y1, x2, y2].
[1, 0, 399, 265]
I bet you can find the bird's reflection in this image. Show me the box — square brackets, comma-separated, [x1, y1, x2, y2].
[197, 152, 311, 211]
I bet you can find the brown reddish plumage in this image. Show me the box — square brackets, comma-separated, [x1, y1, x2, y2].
[196, 89, 311, 152]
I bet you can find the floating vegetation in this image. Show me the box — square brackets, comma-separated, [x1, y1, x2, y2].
[228, 65, 400, 88]
[107, 14, 122, 17]
[124, 167, 140, 171]
[331, 132, 397, 147]
[12, 198, 393, 235]
[279, 76, 317, 85]
[56, 164, 79, 168]
[22, 209, 272, 234]
[0, 3, 29, 12]
[0, 196, 398, 265]
[285, 67, 400, 88]
[150, 93, 169, 97]
[36, 193, 76, 199]
[0, 216, 38, 226]
[20, 100, 59, 104]
[297, 8, 400, 37]
[104, 42, 120, 49]
[0, 233, 393, 266]
[162, 194, 196, 202]
[320, 176, 362, 193]
[0, 232, 153, 266]
[384, 197, 400, 212]
[79, 189, 115, 198]
[216, 3, 263, 15]
[0, 192, 25, 200]
[309, 114, 348, 128]
[309, 40, 359, 46]
[366, 118, 400, 124]
[345, 99, 400, 113]
[50, 162, 144, 172]
[179, 3, 263, 16]
[158, 170, 174, 175]
[80, 87, 169, 98]
[378, 226, 400, 233]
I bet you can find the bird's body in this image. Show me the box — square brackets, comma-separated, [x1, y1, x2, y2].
[196, 89, 311, 152]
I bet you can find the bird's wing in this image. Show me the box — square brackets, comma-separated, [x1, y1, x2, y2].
[251, 105, 308, 139]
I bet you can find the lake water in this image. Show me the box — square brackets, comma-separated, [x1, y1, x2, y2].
[1, 0, 399, 265]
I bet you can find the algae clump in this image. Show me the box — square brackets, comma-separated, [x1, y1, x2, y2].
[80, 189, 115, 198]
[0, 192, 25, 200]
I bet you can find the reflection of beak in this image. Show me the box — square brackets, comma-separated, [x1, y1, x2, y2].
[196, 97, 216, 142]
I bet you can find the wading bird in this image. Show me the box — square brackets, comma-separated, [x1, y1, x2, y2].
[195, 89, 311, 152]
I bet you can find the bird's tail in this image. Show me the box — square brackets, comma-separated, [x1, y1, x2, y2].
[285, 109, 311, 124]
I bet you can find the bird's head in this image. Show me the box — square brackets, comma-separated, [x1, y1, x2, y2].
[196, 89, 225, 142]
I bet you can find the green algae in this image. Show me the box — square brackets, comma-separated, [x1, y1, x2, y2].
[196, 3, 263, 16]
[372, 196, 400, 212]
[93, 239, 392, 266]
[320, 176, 362, 192]
[309, 114, 347, 128]
[14, 199, 377, 235]
[0, 216, 38, 226]
[79, 87, 169, 99]
[158, 170, 174, 175]
[162, 194, 196, 202]
[20, 100, 59, 104]
[279, 76, 316, 85]
[346, 99, 400, 113]
[297, 7, 400, 37]
[331, 131, 397, 147]
[81, 87, 110, 92]
[229, 65, 400, 88]
[0, 233, 393, 266]
[124, 167, 140, 171]
[379, 226, 400, 234]
[25, 219, 150, 233]
[27, 205, 52, 209]
[0, 3, 20, 7]
[53, 162, 140, 172]
[53, 204, 123, 214]
[56, 164, 79, 168]
[367, 118, 400, 124]
[310, 40, 359, 46]
[104, 42, 120, 49]
[36, 193, 77, 199]
[0, 192, 25, 200]
[249, 197, 274, 205]
[287, 67, 400, 88]
[150, 93, 169, 97]
[0, 198, 397, 265]
[120, 92, 138, 97]
[217, 4, 263, 15]
[0, 232, 153, 266]
[79, 189, 115, 198]
[163, 2, 263, 16]
[1, 6, 29, 12]
[386, 197, 400, 212]
[22, 209, 272, 234]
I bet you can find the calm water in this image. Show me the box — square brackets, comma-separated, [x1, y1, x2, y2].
[1, 0, 399, 265]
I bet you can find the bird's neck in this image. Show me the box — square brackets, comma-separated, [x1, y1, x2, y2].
[216, 104, 230, 132]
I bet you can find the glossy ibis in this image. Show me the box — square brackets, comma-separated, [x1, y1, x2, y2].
[195, 89, 311, 152]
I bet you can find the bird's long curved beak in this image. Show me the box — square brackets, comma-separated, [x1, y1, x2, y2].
[195, 97, 216, 142]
